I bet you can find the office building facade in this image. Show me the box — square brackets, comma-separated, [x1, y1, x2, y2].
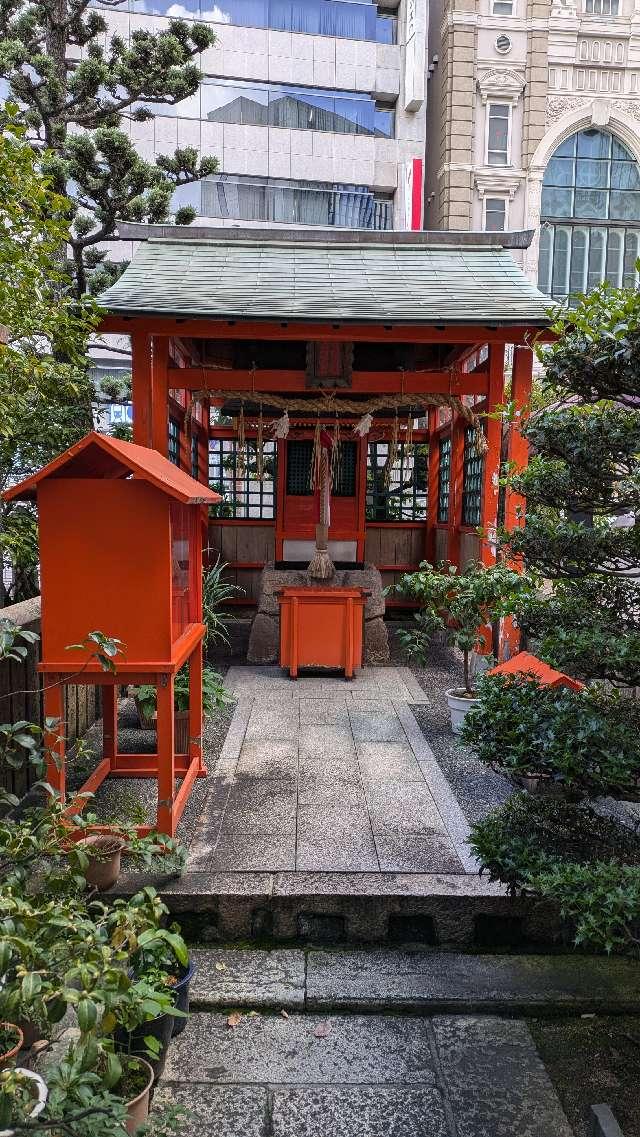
[424, 0, 640, 298]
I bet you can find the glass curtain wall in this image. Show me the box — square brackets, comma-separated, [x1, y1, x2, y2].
[186, 174, 393, 229]
[538, 128, 640, 300]
[97, 0, 397, 42]
[200, 78, 394, 137]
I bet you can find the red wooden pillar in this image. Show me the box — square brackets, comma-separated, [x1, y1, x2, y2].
[356, 434, 367, 563]
[102, 686, 118, 770]
[478, 343, 506, 567]
[504, 345, 533, 533]
[151, 336, 169, 457]
[188, 644, 205, 777]
[447, 413, 465, 568]
[426, 408, 438, 562]
[156, 675, 176, 836]
[131, 332, 152, 448]
[43, 677, 65, 799]
[500, 344, 534, 660]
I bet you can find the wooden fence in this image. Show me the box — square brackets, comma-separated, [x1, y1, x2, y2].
[0, 597, 100, 799]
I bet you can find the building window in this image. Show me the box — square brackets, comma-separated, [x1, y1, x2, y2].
[286, 439, 357, 497]
[94, 0, 397, 43]
[191, 434, 200, 481]
[484, 196, 507, 231]
[366, 441, 428, 521]
[486, 104, 511, 166]
[168, 417, 180, 467]
[193, 174, 393, 231]
[209, 438, 277, 519]
[200, 79, 395, 138]
[538, 128, 640, 300]
[462, 427, 483, 528]
[492, 0, 514, 12]
[585, 0, 619, 13]
[437, 436, 451, 523]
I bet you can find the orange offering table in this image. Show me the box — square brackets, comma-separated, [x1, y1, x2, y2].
[278, 586, 367, 679]
[4, 432, 221, 836]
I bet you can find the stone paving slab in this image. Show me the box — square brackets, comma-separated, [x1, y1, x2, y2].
[156, 1011, 572, 1137]
[186, 666, 478, 875]
[432, 1015, 573, 1137]
[163, 1012, 438, 1085]
[271, 1087, 449, 1137]
[190, 948, 306, 1009]
[152, 1084, 267, 1137]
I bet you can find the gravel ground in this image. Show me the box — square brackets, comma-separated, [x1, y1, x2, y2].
[388, 624, 513, 827]
[86, 696, 236, 851]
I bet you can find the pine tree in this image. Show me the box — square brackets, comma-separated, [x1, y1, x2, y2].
[0, 112, 97, 602]
[507, 281, 640, 688]
[0, 0, 219, 294]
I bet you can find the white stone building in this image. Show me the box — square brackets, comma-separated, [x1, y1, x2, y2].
[98, 0, 429, 234]
[424, 0, 640, 298]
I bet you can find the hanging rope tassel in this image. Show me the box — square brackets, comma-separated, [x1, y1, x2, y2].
[353, 411, 373, 438]
[383, 412, 399, 489]
[271, 409, 290, 438]
[405, 410, 414, 457]
[331, 418, 341, 488]
[308, 431, 335, 581]
[256, 403, 264, 482]
[310, 415, 322, 491]
[237, 401, 246, 479]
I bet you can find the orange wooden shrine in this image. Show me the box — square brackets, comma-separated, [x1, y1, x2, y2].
[4, 432, 221, 836]
[278, 586, 368, 679]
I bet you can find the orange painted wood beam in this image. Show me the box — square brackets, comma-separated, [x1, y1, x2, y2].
[504, 345, 533, 534]
[99, 314, 553, 346]
[164, 369, 489, 396]
[131, 332, 152, 447]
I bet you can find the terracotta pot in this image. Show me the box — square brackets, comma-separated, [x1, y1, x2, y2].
[174, 710, 189, 754]
[0, 1023, 23, 1070]
[445, 688, 480, 735]
[124, 1057, 154, 1136]
[77, 834, 126, 891]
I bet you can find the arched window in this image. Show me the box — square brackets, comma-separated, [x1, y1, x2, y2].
[538, 128, 640, 300]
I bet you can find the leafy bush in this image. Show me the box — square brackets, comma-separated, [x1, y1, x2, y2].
[393, 560, 531, 693]
[469, 795, 640, 953]
[461, 673, 640, 799]
[134, 662, 233, 722]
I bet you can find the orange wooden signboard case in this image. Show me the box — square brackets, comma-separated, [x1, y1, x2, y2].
[278, 586, 366, 679]
[4, 432, 220, 836]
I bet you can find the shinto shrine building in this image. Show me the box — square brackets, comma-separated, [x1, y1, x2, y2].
[97, 225, 550, 656]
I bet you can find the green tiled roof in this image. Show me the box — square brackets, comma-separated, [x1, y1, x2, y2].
[99, 232, 551, 326]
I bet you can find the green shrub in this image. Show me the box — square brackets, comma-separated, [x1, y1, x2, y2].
[460, 673, 640, 799]
[469, 795, 640, 953]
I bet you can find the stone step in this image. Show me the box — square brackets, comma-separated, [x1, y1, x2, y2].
[113, 869, 557, 949]
[188, 947, 640, 1016]
[152, 1010, 574, 1137]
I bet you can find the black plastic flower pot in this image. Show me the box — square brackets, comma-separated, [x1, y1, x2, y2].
[171, 958, 195, 1037]
[114, 1012, 173, 1082]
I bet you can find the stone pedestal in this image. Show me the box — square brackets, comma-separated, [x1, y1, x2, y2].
[247, 562, 390, 666]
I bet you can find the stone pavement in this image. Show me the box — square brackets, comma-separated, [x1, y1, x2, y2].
[153, 1009, 574, 1137]
[188, 666, 475, 875]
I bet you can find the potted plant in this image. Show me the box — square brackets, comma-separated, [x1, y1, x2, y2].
[114, 1054, 155, 1135]
[132, 663, 233, 745]
[129, 924, 193, 1037]
[75, 833, 126, 891]
[393, 560, 531, 734]
[0, 1067, 48, 1134]
[0, 1024, 22, 1071]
